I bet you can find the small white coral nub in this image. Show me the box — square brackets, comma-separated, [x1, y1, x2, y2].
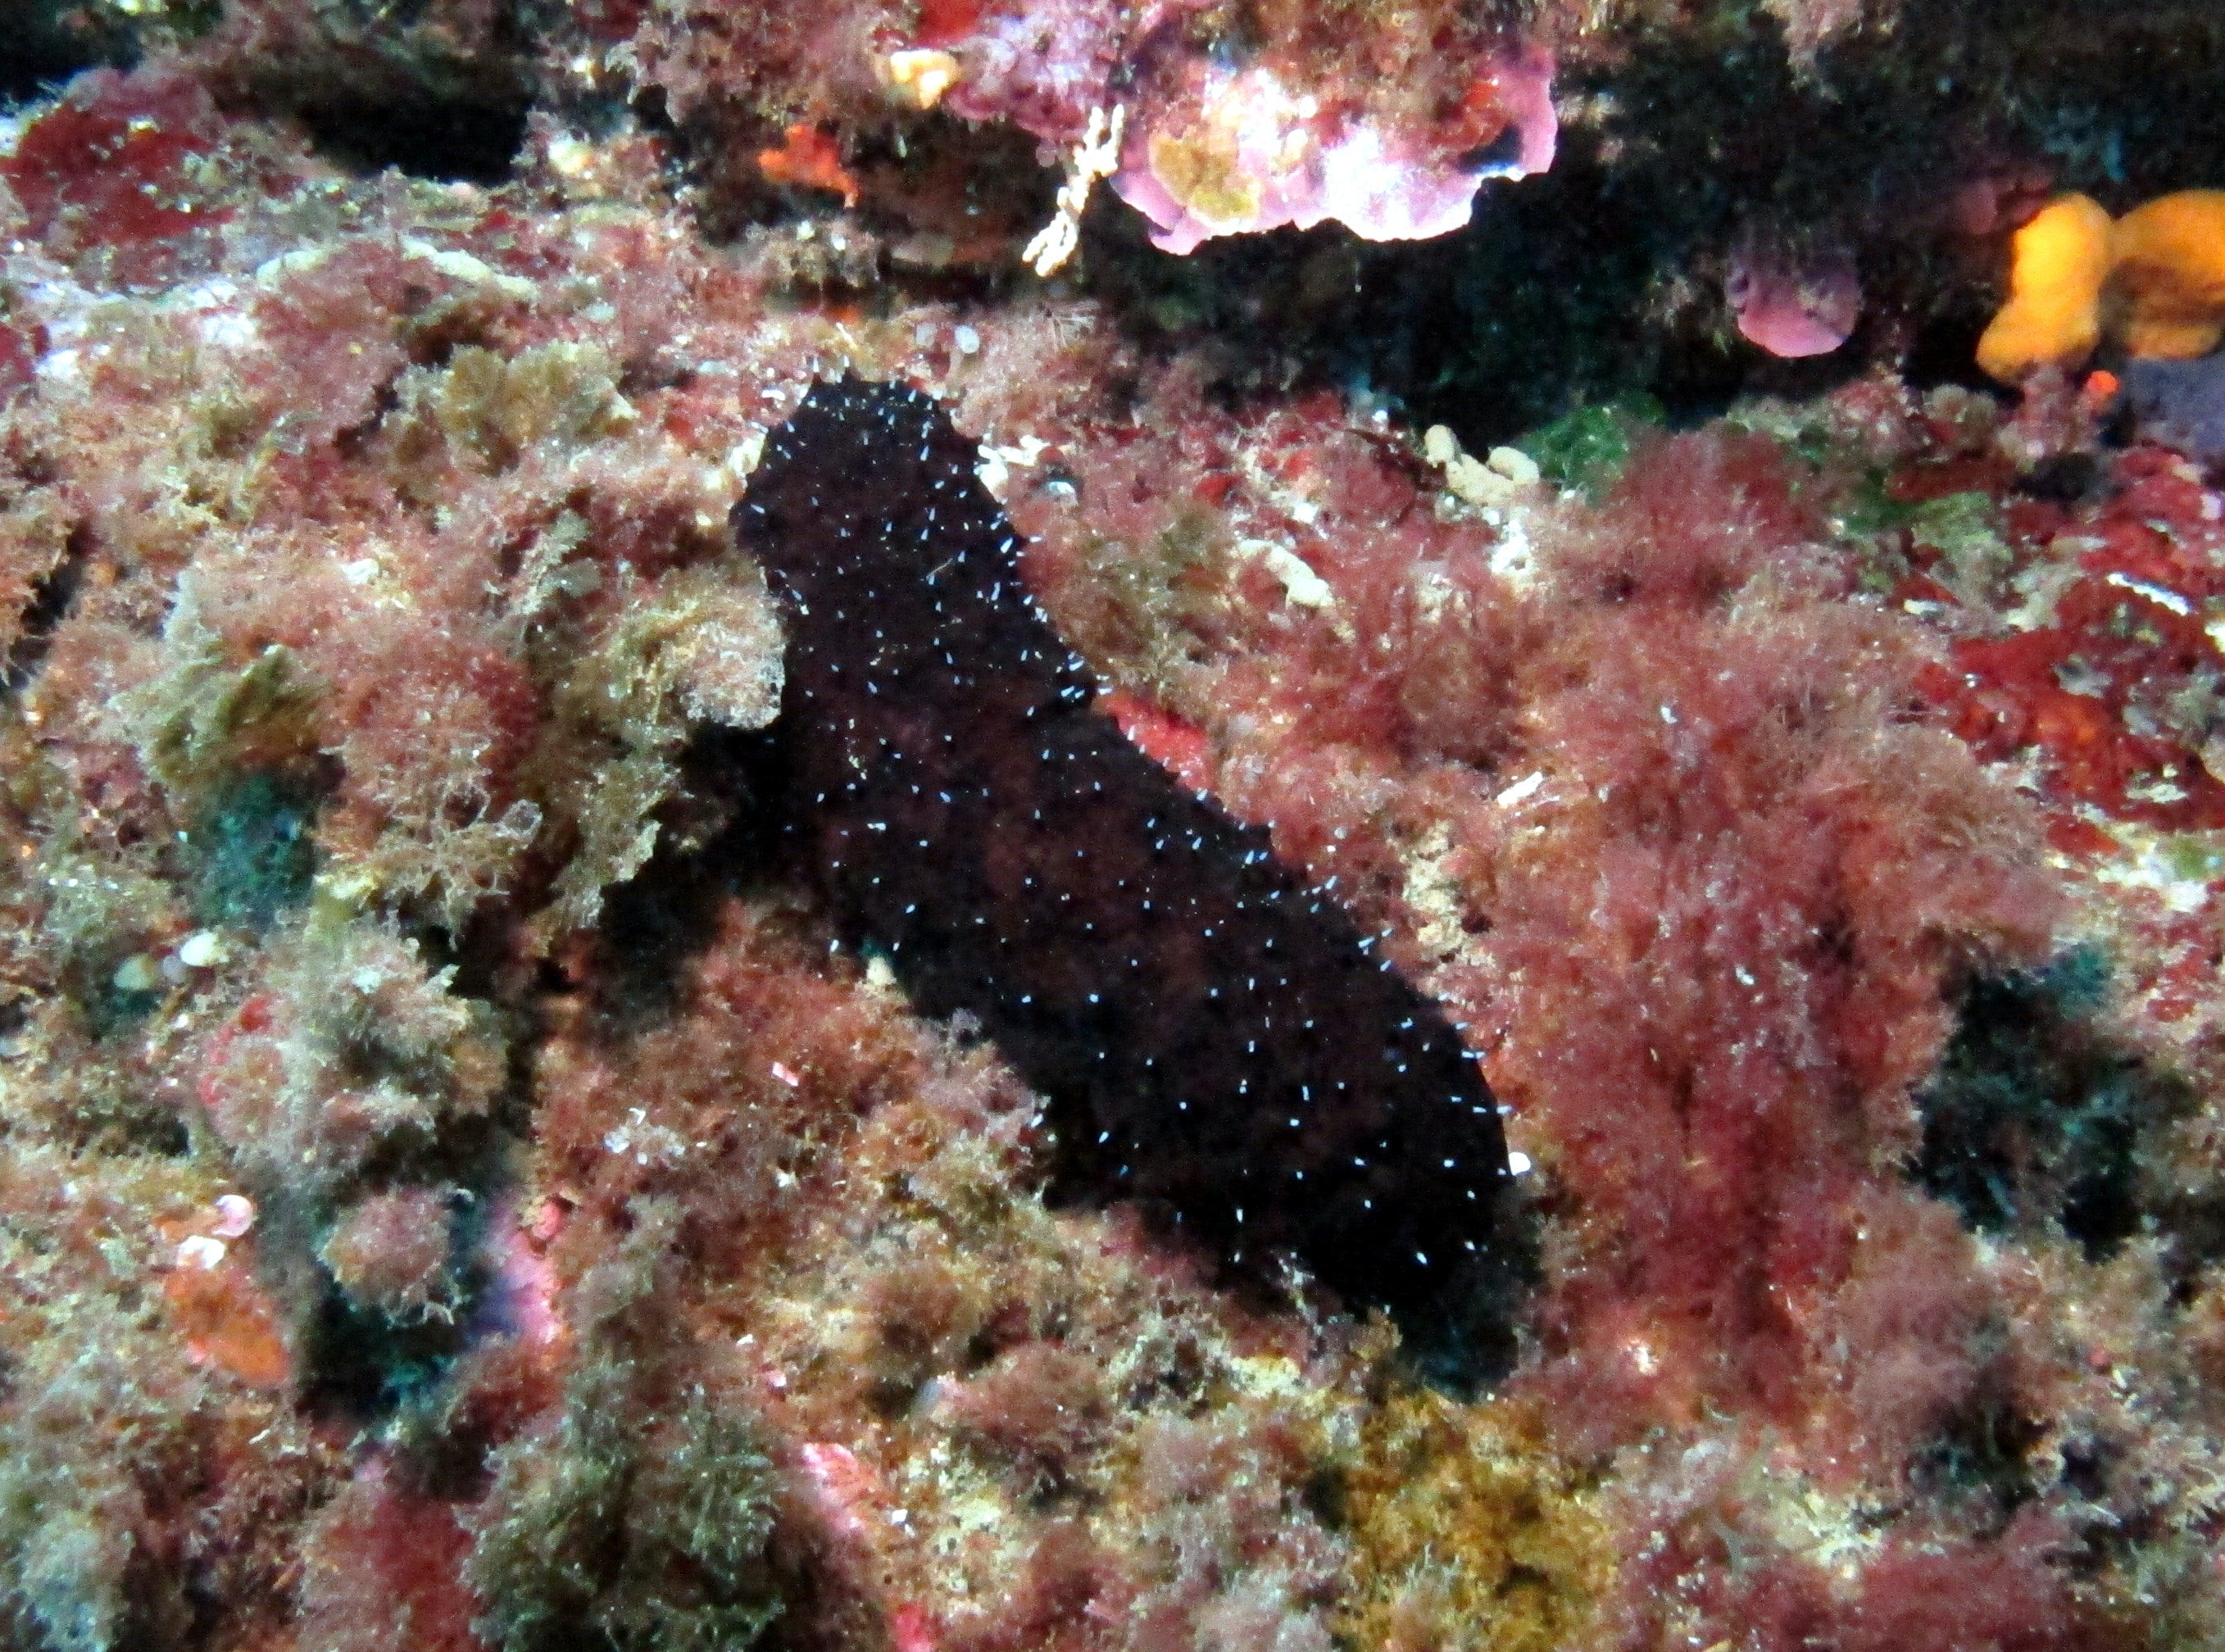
[884, 48, 961, 111]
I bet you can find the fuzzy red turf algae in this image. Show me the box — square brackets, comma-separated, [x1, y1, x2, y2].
[10, 15, 2225, 1647]
[736, 379, 1519, 1376]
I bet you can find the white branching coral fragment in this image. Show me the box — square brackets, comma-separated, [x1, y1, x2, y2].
[1023, 106, 1125, 278]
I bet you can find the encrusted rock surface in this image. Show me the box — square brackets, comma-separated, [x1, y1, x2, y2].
[4, 7, 2225, 1650]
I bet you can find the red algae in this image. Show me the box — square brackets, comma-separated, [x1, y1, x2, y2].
[3, 68, 243, 290]
[998, 365, 2224, 1642]
[0, 321, 34, 406]
[320, 1186, 459, 1319]
[1486, 433, 2059, 1439]
[1913, 446, 2225, 832]
[3, 9, 2225, 1652]
[297, 1466, 483, 1652]
[935, 1341, 1110, 1479]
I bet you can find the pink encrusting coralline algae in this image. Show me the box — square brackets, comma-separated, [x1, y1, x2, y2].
[1113, 46, 1558, 253]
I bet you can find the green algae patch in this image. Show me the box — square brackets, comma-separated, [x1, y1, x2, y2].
[1908, 490, 2014, 604]
[465, 1205, 785, 1652]
[1521, 394, 1666, 497]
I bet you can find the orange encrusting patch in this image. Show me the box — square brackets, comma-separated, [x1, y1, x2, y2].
[1974, 193, 2113, 383]
[1978, 189, 2225, 382]
[2109, 189, 2225, 360]
[756, 125, 859, 207]
[164, 1253, 292, 1391]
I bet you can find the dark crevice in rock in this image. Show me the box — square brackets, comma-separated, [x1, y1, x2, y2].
[1912, 947, 2189, 1260]
[5, 525, 92, 692]
[290, 88, 534, 184]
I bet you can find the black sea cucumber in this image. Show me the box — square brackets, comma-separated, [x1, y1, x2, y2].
[734, 379, 1519, 1370]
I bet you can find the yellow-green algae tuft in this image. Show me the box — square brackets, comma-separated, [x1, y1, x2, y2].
[1335, 1384, 1614, 1652]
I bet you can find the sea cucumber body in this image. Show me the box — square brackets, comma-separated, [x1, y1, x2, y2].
[735, 379, 1514, 1346]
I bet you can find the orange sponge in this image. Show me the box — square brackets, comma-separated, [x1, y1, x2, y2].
[1976, 193, 2114, 382]
[2109, 189, 2225, 360]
